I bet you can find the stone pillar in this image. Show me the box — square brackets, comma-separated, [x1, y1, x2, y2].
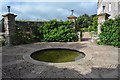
[67, 10, 77, 30]
[67, 16, 77, 29]
[97, 13, 110, 34]
[97, 23, 101, 34]
[77, 31, 82, 42]
[2, 13, 17, 46]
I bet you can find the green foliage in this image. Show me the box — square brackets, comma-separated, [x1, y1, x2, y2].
[88, 16, 98, 32]
[38, 19, 77, 42]
[98, 15, 120, 47]
[12, 19, 77, 45]
[76, 14, 92, 31]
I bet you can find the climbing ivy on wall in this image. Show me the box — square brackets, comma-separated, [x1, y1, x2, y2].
[12, 26, 36, 45]
[12, 19, 78, 45]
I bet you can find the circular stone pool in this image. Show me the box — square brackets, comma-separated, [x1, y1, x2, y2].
[30, 48, 85, 63]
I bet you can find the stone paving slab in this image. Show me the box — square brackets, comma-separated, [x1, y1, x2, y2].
[1, 42, 119, 79]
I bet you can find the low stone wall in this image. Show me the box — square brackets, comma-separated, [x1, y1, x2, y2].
[15, 21, 45, 28]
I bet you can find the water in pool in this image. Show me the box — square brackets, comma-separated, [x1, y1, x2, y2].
[31, 48, 85, 63]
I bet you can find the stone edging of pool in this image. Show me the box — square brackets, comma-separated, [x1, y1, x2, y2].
[23, 47, 92, 66]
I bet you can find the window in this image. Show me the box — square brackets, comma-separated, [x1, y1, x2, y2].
[102, 6, 105, 12]
[109, 3, 112, 12]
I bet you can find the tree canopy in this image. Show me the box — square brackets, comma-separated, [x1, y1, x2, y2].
[76, 14, 91, 30]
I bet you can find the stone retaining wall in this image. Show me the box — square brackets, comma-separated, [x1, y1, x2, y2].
[15, 21, 45, 28]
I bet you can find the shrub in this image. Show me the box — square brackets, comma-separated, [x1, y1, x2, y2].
[88, 16, 98, 32]
[98, 15, 120, 47]
[38, 19, 78, 42]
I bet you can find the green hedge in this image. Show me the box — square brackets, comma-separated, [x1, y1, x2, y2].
[88, 16, 98, 32]
[98, 15, 120, 47]
[38, 19, 78, 42]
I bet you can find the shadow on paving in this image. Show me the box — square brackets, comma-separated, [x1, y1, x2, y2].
[2, 61, 119, 80]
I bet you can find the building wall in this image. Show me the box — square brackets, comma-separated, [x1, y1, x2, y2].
[118, 0, 120, 14]
[97, 0, 120, 34]
[97, 0, 120, 19]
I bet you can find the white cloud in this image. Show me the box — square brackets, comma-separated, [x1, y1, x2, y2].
[0, 2, 97, 20]
[2, 0, 119, 2]
[2, 0, 98, 2]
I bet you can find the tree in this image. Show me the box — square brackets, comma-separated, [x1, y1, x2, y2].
[76, 14, 91, 31]
[88, 15, 98, 32]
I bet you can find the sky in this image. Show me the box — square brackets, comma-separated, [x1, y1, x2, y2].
[0, 0, 98, 21]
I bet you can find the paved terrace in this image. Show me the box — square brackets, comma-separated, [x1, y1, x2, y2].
[0, 41, 119, 79]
